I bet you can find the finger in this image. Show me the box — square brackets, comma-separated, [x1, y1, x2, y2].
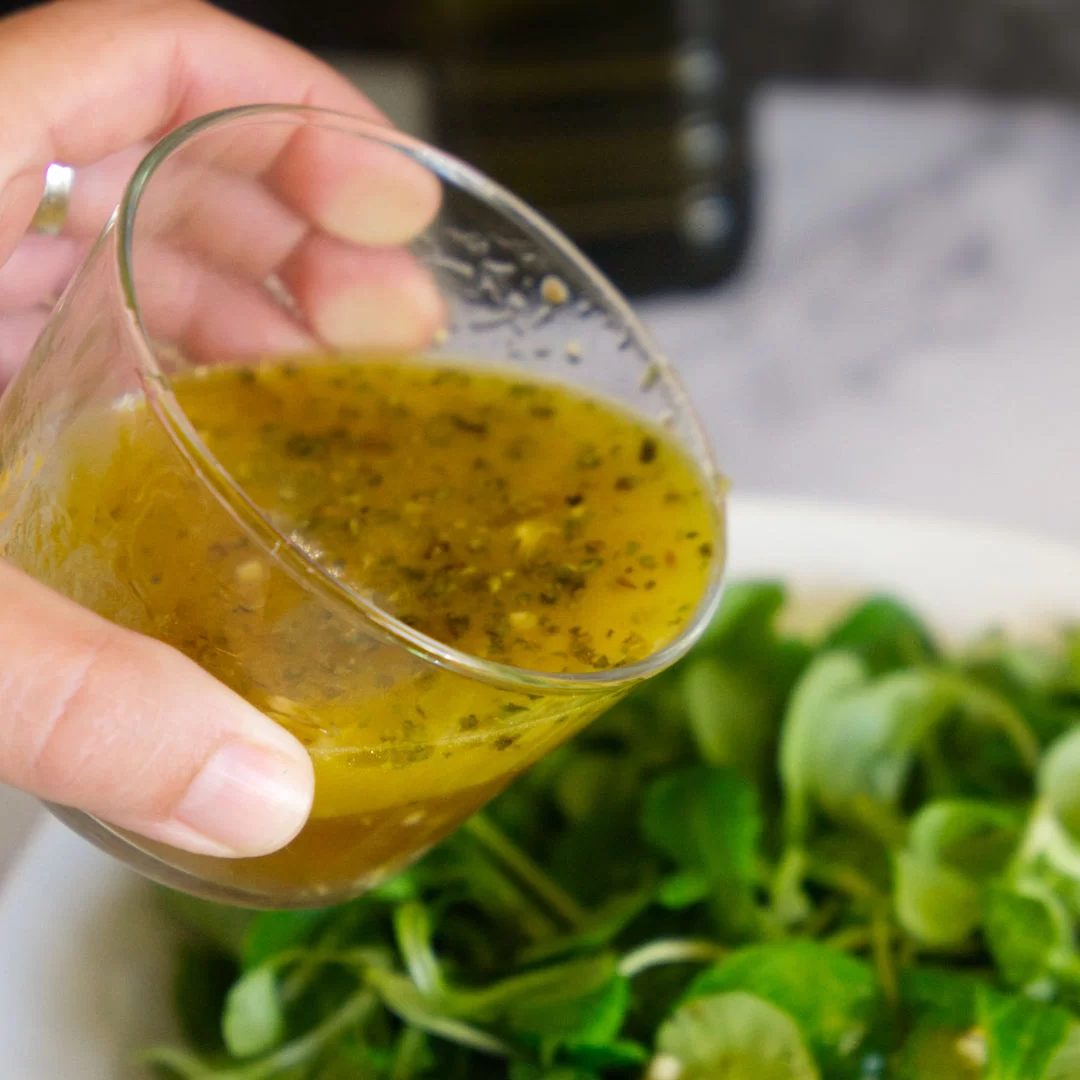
[278, 234, 447, 352]
[134, 243, 317, 362]
[0, 229, 446, 374]
[0, 0, 435, 261]
[268, 125, 442, 248]
[65, 149, 439, 307]
[133, 235, 444, 362]
[82, 151, 444, 343]
[0, 235, 86, 311]
[0, 309, 49, 387]
[0, 560, 314, 857]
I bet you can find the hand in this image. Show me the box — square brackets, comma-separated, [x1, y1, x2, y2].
[0, 0, 439, 859]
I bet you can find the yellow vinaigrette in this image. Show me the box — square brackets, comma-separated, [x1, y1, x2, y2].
[2, 357, 720, 897]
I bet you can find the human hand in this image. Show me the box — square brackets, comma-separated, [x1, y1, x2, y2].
[0, 0, 440, 859]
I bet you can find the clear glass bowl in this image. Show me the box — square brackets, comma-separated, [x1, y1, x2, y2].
[0, 106, 725, 907]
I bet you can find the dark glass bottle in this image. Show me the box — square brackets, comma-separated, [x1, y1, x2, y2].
[417, 0, 755, 297]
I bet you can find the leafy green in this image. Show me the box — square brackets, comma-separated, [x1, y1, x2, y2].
[822, 594, 939, 674]
[146, 584, 1080, 1079]
[641, 766, 761, 938]
[899, 965, 982, 1029]
[681, 942, 880, 1076]
[242, 910, 331, 971]
[780, 651, 868, 846]
[892, 1024, 982, 1080]
[983, 884, 1073, 989]
[1045, 1025, 1080, 1080]
[680, 658, 774, 780]
[785, 663, 1037, 848]
[893, 851, 982, 948]
[978, 986, 1075, 1079]
[1040, 726, 1080, 843]
[907, 799, 1021, 881]
[654, 992, 819, 1080]
[222, 966, 285, 1058]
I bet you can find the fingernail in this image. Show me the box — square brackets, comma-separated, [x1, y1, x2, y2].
[160, 741, 314, 858]
[323, 169, 441, 247]
[314, 278, 445, 352]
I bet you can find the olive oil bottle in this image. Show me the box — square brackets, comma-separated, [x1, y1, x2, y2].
[416, 0, 755, 296]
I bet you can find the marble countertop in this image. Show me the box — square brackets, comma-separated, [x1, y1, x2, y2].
[4, 83, 1080, 885]
[644, 86, 1080, 544]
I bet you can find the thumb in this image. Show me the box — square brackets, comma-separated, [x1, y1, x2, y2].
[0, 560, 314, 858]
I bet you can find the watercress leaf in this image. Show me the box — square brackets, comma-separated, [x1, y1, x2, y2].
[553, 753, 633, 824]
[465, 953, 629, 1046]
[681, 941, 880, 1077]
[562, 1038, 649, 1069]
[893, 1023, 983, 1080]
[808, 668, 1035, 844]
[172, 945, 238, 1056]
[370, 869, 420, 903]
[1045, 1024, 1080, 1080]
[779, 652, 869, 846]
[509, 1064, 600, 1080]
[508, 972, 629, 1049]
[803, 671, 950, 839]
[641, 765, 761, 938]
[654, 991, 820, 1080]
[1001, 643, 1072, 695]
[893, 851, 981, 948]
[805, 830, 894, 901]
[1026, 727, 1080, 881]
[1040, 726, 1080, 844]
[899, 965, 983, 1029]
[520, 890, 653, 964]
[786, 655, 1040, 847]
[908, 799, 1022, 881]
[977, 985, 1074, 1080]
[984, 883, 1071, 989]
[695, 580, 787, 653]
[221, 964, 285, 1058]
[242, 909, 331, 971]
[769, 847, 813, 927]
[382, 1026, 434, 1080]
[686, 581, 810, 786]
[547, 815, 649, 914]
[681, 657, 774, 780]
[657, 871, 710, 910]
[420, 832, 565, 944]
[960, 630, 1080, 752]
[364, 967, 511, 1057]
[823, 594, 939, 675]
[394, 902, 444, 997]
[311, 1054, 383, 1080]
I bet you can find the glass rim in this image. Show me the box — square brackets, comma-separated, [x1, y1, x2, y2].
[114, 103, 727, 694]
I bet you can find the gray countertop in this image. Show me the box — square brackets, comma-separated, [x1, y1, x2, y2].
[4, 82, 1079, 885]
[643, 87, 1080, 544]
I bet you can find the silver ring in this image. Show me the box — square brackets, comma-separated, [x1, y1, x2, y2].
[30, 163, 75, 236]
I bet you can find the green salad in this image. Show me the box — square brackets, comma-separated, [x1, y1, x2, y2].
[147, 582, 1080, 1079]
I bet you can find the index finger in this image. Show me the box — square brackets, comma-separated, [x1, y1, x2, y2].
[0, 0, 436, 261]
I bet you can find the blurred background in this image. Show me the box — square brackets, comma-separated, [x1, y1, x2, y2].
[5, 0, 1080, 529]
